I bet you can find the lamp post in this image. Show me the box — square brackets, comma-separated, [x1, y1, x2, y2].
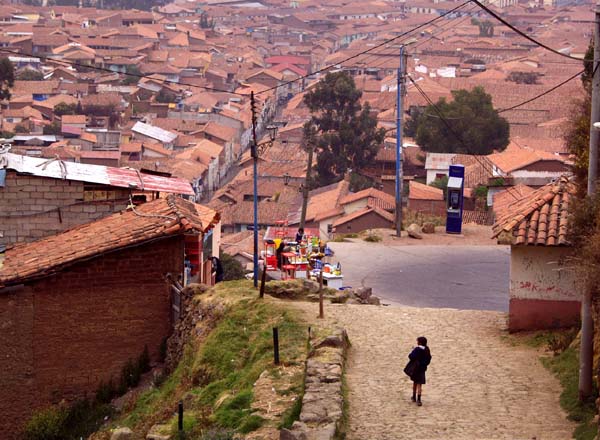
[250, 91, 278, 288]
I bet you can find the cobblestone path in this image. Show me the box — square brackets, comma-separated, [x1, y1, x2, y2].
[291, 303, 575, 440]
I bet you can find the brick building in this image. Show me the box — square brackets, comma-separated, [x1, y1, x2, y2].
[0, 152, 194, 246]
[0, 195, 219, 437]
[408, 180, 446, 217]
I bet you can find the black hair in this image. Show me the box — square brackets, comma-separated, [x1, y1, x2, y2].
[417, 336, 428, 347]
[298, 227, 304, 233]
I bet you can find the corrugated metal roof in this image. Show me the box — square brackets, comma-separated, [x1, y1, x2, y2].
[132, 121, 178, 144]
[4, 152, 194, 195]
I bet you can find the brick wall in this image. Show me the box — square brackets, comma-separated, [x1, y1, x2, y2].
[0, 236, 184, 437]
[408, 199, 446, 217]
[0, 171, 130, 245]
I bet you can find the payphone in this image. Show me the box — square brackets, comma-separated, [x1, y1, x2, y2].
[445, 164, 464, 234]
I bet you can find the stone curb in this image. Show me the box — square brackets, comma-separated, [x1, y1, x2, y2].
[280, 328, 350, 440]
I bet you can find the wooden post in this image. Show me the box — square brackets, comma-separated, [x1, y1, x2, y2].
[178, 400, 184, 432]
[259, 267, 267, 298]
[319, 270, 324, 319]
[273, 327, 280, 365]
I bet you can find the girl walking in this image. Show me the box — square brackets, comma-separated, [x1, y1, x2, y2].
[406, 336, 432, 406]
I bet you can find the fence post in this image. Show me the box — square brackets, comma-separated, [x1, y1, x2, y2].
[259, 267, 267, 298]
[273, 327, 280, 365]
[178, 400, 184, 432]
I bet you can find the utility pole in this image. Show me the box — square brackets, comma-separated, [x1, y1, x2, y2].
[250, 91, 259, 288]
[300, 123, 315, 229]
[395, 45, 407, 237]
[579, 1, 600, 401]
[299, 144, 313, 229]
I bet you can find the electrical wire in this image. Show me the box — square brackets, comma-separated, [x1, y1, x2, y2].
[468, 0, 590, 62]
[254, 0, 472, 95]
[497, 69, 585, 113]
[407, 74, 517, 199]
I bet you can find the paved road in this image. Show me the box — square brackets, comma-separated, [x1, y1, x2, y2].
[328, 242, 510, 311]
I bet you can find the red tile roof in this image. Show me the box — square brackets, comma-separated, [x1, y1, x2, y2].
[339, 187, 395, 210]
[409, 181, 444, 201]
[492, 176, 575, 246]
[0, 195, 219, 287]
[333, 206, 394, 227]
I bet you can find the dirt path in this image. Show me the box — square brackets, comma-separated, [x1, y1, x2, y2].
[290, 302, 575, 440]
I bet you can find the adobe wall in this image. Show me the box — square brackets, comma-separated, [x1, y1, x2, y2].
[509, 246, 580, 332]
[408, 199, 446, 217]
[0, 236, 184, 438]
[335, 211, 393, 235]
[0, 171, 130, 246]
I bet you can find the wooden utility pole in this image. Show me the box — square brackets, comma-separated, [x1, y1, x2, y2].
[395, 46, 408, 236]
[579, 0, 600, 401]
[300, 141, 313, 230]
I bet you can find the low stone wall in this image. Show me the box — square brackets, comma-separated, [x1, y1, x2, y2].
[280, 329, 349, 440]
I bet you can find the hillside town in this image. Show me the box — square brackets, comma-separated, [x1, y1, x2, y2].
[0, 0, 598, 437]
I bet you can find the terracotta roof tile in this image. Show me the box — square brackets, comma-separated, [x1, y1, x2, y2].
[340, 187, 395, 210]
[409, 181, 444, 201]
[492, 175, 575, 246]
[0, 195, 220, 287]
[333, 206, 394, 227]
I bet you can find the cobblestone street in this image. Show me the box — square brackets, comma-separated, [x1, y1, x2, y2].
[291, 302, 575, 440]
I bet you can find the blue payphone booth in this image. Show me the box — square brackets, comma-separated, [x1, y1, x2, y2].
[445, 164, 465, 234]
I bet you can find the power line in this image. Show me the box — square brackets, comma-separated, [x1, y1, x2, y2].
[497, 69, 584, 113]
[254, 0, 472, 95]
[406, 75, 517, 199]
[0, 46, 248, 96]
[468, 0, 589, 62]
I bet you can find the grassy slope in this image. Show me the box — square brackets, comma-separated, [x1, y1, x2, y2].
[106, 280, 308, 438]
[517, 330, 598, 440]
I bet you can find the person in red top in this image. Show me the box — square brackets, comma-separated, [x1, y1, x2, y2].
[408, 336, 432, 406]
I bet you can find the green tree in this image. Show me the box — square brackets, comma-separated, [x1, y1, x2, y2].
[565, 41, 594, 194]
[155, 88, 177, 104]
[17, 69, 44, 81]
[0, 58, 15, 101]
[54, 102, 78, 116]
[303, 71, 385, 186]
[121, 65, 142, 86]
[471, 18, 494, 37]
[411, 86, 509, 155]
[43, 121, 61, 135]
[430, 175, 449, 198]
[221, 253, 245, 281]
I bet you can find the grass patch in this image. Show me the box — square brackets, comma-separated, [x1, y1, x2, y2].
[111, 280, 307, 437]
[334, 372, 349, 440]
[542, 346, 598, 440]
[332, 233, 358, 242]
[516, 328, 596, 440]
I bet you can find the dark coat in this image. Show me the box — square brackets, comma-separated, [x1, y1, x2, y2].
[408, 346, 432, 385]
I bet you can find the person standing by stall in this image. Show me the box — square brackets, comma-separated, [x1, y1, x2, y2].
[404, 336, 432, 406]
[295, 227, 304, 244]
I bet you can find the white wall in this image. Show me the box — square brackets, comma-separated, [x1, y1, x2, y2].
[426, 169, 449, 185]
[510, 246, 578, 302]
[342, 199, 368, 215]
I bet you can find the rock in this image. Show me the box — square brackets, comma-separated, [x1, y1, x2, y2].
[146, 424, 172, 440]
[352, 287, 372, 301]
[407, 223, 423, 239]
[368, 296, 381, 306]
[111, 428, 133, 440]
[422, 222, 435, 234]
[302, 279, 320, 292]
[280, 428, 307, 440]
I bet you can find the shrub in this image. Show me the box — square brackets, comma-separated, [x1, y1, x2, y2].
[363, 232, 382, 242]
[96, 377, 116, 404]
[139, 344, 151, 373]
[23, 405, 68, 440]
[221, 253, 245, 281]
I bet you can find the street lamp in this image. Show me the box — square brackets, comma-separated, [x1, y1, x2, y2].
[250, 91, 278, 287]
